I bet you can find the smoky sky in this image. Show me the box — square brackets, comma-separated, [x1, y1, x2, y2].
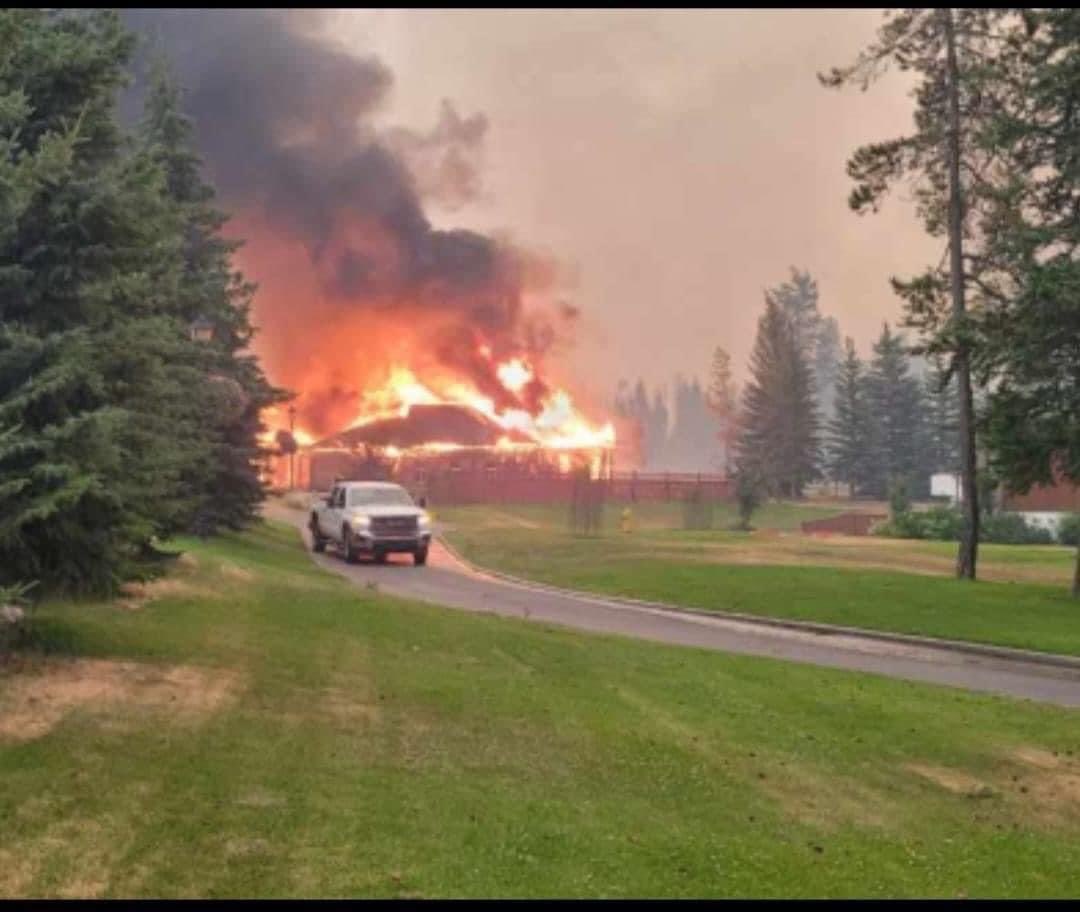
[303, 9, 941, 406]
[125, 9, 491, 298]
[123, 9, 562, 418]
[122, 9, 940, 420]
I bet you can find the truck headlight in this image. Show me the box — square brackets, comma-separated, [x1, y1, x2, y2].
[418, 512, 432, 530]
[349, 514, 371, 529]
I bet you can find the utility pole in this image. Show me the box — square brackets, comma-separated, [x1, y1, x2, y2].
[288, 404, 297, 491]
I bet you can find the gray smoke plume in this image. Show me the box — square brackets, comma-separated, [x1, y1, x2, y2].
[122, 9, 568, 428]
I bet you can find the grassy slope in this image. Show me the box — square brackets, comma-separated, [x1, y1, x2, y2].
[1, 521, 1079, 897]
[438, 505, 1080, 657]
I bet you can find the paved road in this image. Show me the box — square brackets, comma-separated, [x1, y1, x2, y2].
[272, 507, 1080, 708]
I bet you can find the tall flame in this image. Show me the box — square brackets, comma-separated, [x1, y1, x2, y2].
[261, 350, 614, 454]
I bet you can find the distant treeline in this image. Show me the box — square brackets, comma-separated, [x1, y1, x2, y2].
[615, 268, 959, 499]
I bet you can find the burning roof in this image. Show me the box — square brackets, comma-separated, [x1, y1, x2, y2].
[314, 403, 532, 450]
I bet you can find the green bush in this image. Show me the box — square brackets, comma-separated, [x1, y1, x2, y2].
[876, 508, 1053, 545]
[982, 513, 1055, 545]
[1058, 513, 1080, 547]
[875, 511, 928, 540]
[919, 506, 965, 541]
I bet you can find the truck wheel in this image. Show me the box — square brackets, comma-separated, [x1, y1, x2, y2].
[310, 516, 326, 553]
[413, 546, 428, 567]
[343, 528, 359, 564]
[374, 550, 388, 565]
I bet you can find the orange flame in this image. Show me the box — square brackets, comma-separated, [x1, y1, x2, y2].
[261, 349, 614, 455]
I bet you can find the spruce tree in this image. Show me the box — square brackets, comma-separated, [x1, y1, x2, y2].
[973, 9, 1080, 596]
[863, 324, 926, 499]
[706, 346, 738, 474]
[813, 315, 842, 422]
[923, 358, 960, 477]
[0, 11, 280, 592]
[736, 297, 819, 498]
[138, 59, 287, 533]
[0, 10, 196, 591]
[826, 338, 871, 496]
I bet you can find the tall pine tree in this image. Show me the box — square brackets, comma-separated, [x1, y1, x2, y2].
[0, 11, 284, 592]
[826, 337, 871, 496]
[138, 59, 287, 534]
[736, 297, 819, 498]
[863, 324, 927, 499]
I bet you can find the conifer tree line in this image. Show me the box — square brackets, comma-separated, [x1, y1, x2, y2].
[0, 10, 286, 594]
[615, 267, 958, 503]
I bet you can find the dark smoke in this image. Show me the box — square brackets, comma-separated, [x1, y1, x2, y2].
[121, 9, 569, 418]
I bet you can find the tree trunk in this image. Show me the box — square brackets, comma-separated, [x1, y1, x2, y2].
[1073, 543, 1079, 599]
[941, 7, 979, 580]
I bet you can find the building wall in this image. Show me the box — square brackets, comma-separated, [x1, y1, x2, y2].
[1002, 474, 1080, 512]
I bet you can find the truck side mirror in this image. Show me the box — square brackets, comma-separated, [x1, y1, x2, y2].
[418, 496, 428, 508]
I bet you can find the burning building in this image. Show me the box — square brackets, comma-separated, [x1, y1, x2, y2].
[124, 10, 617, 493]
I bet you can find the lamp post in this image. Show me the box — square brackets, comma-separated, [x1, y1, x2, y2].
[287, 404, 297, 491]
[189, 316, 214, 344]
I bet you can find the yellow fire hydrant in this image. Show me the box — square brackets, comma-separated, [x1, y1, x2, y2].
[621, 507, 634, 534]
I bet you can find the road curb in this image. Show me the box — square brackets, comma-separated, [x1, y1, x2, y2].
[436, 534, 1080, 674]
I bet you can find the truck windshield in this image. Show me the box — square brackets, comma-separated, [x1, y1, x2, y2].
[347, 487, 414, 508]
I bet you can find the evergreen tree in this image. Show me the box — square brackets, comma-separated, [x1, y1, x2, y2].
[0, 10, 196, 591]
[736, 297, 819, 498]
[768, 268, 819, 357]
[973, 9, 1080, 596]
[706, 346, 738, 474]
[863, 324, 926, 498]
[923, 357, 960, 477]
[826, 338, 871, 496]
[0, 11, 282, 592]
[813, 315, 842, 422]
[138, 59, 287, 534]
[667, 376, 716, 472]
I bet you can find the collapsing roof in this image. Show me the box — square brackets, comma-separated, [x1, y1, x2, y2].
[313, 403, 534, 450]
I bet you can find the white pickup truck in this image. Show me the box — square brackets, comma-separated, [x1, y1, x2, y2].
[309, 481, 433, 566]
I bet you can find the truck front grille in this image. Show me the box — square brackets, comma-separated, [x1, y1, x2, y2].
[371, 515, 418, 537]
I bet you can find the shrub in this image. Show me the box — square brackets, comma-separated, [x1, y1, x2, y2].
[875, 507, 1053, 545]
[1058, 513, 1080, 547]
[733, 469, 764, 531]
[982, 512, 1055, 545]
[920, 506, 965, 541]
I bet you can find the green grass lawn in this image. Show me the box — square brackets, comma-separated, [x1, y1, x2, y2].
[1, 520, 1079, 898]
[438, 504, 1080, 657]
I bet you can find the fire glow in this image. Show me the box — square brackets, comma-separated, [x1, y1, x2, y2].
[263, 351, 615, 456]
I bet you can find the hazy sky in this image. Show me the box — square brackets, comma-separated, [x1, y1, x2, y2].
[313, 8, 940, 404]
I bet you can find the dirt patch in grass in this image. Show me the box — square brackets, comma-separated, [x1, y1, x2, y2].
[219, 562, 255, 583]
[907, 750, 1080, 827]
[906, 763, 990, 796]
[760, 765, 895, 830]
[0, 659, 244, 743]
[1006, 746, 1080, 825]
[116, 577, 209, 611]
